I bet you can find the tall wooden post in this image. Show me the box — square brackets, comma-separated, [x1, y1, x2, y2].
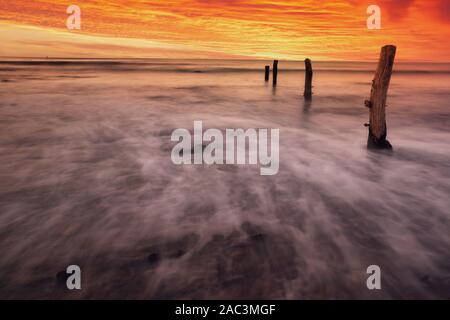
[304, 58, 313, 99]
[365, 45, 396, 150]
[265, 65, 270, 81]
[272, 60, 278, 86]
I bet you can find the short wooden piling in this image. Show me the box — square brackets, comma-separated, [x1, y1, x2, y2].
[304, 58, 313, 99]
[272, 60, 278, 86]
[365, 45, 396, 150]
[265, 65, 270, 81]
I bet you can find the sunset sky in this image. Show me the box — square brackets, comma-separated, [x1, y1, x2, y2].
[0, 0, 449, 61]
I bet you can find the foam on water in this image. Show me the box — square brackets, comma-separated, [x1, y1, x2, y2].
[0, 60, 449, 299]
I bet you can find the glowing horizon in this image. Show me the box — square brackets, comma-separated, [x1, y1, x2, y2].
[0, 0, 449, 61]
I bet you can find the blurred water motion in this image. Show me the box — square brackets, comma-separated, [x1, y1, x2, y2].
[0, 60, 449, 299]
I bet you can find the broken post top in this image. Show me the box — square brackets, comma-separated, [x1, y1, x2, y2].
[305, 58, 312, 67]
[370, 45, 396, 114]
[304, 58, 313, 77]
[373, 45, 396, 92]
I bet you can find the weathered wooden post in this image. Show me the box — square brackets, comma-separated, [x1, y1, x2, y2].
[365, 45, 396, 150]
[265, 65, 270, 81]
[304, 58, 313, 99]
[272, 60, 278, 86]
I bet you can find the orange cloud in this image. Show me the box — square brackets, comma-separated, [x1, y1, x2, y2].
[0, 0, 449, 61]
[434, 0, 450, 21]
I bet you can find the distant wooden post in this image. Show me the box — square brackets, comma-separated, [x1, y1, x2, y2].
[265, 65, 270, 81]
[272, 60, 278, 86]
[365, 45, 396, 150]
[304, 58, 313, 99]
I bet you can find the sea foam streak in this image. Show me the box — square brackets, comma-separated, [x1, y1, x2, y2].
[0, 59, 449, 299]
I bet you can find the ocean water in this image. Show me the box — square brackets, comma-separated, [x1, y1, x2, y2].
[0, 59, 449, 299]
